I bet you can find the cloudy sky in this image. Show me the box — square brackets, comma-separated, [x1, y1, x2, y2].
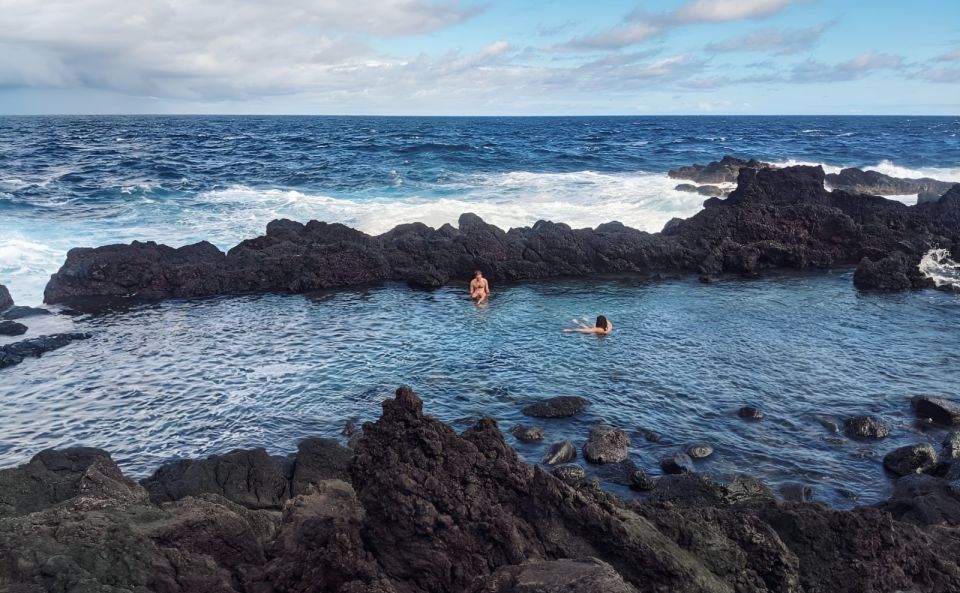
[0, 0, 958, 115]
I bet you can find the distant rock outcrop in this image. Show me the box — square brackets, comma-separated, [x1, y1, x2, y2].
[826, 167, 956, 197]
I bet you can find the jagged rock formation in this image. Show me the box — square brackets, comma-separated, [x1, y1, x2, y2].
[2, 387, 960, 592]
[40, 164, 960, 305]
[668, 156, 775, 184]
[826, 167, 956, 197]
[0, 332, 91, 369]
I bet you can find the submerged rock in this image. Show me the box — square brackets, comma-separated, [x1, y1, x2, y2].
[2, 305, 52, 320]
[542, 440, 577, 465]
[637, 427, 662, 442]
[510, 424, 546, 442]
[582, 424, 630, 464]
[883, 444, 939, 477]
[737, 406, 764, 421]
[686, 443, 714, 459]
[844, 415, 891, 439]
[521, 396, 589, 418]
[0, 332, 91, 369]
[660, 453, 694, 475]
[913, 395, 960, 426]
[0, 320, 27, 336]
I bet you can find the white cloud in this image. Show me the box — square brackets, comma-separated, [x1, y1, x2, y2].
[704, 21, 833, 55]
[673, 0, 797, 23]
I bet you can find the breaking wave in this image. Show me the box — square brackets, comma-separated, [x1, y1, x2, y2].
[919, 249, 960, 290]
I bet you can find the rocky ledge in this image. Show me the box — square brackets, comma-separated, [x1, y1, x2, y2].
[42, 162, 960, 305]
[2, 387, 960, 593]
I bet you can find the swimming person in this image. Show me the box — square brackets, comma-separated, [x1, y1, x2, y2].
[564, 315, 613, 335]
[469, 270, 490, 304]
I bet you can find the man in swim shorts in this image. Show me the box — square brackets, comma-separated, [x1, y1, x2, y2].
[469, 270, 490, 303]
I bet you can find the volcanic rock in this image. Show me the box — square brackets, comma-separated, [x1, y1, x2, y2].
[825, 168, 956, 197]
[668, 156, 774, 184]
[0, 284, 11, 312]
[737, 406, 764, 421]
[854, 251, 933, 290]
[0, 320, 27, 336]
[510, 424, 546, 442]
[582, 424, 630, 464]
[883, 444, 939, 477]
[2, 305, 52, 320]
[542, 440, 577, 465]
[291, 437, 354, 496]
[844, 415, 891, 439]
[912, 395, 960, 426]
[0, 332, 91, 369]
[471, 558, 640, 593]
[551, 464, 586, 486]
[687, 443, 714, 459]
[661, 453, 695, 475]
[943, 432, 960, 460]
[522, 396, 589, 418]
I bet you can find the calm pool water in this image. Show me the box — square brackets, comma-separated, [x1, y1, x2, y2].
[1, 271, 958, 507]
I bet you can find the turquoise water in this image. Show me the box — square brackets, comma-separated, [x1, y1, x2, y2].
[1, 271, 957, 507]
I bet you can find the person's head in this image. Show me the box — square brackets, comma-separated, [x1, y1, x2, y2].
[595, 315, 609, 329]
[474, 270, 483, 279]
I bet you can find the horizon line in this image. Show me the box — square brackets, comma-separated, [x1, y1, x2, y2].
[0, 113, 957, 118]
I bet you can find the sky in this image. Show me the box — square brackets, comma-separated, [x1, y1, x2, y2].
[0, 0, 958, 115]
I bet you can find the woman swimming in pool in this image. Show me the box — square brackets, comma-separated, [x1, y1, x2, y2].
[563, 315, 613, 335]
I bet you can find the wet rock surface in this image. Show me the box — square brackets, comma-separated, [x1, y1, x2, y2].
[825, 167, 956, 197]
[844, 415, 892, 439]
[509, 424, 546, 442]
[2, 305, 52, 320]
[913, 395, 960, 426]
[0, 320, 27, 336]
[43, 162, 960, 305]
[737, 406, 764, 421]
[582, 424, 630, 464]
[1, 387, 960, 592]
[0, 332, 92, 369]
[883, 444, 939, 477]
[521, 396, 589, 418]
[542, 440, 577, 465]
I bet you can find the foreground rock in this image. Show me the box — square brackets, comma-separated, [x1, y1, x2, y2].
[854, 251, 934, 290]
[0, 320, 27, 336]
[883, 444, 939, 476]
[582, 424, 630, 464]
[0, 332, 91, 369]
[844, 415, 892, 439]
[43, 163, 960, 304]
[542, 440, 577, 465]
[510, 424, 545, 442]
[2, 305, 52, 320]
[2, 387, 960, 592]
[913, 395, 960, 426]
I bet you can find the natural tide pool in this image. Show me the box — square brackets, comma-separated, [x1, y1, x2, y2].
[1, 271, 958, 508]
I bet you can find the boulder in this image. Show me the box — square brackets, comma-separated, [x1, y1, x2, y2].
[883, 444, 939, 477]
[0, 320, 27, 336]
[737, 406, 764, 421]
[844, 415, 891, 439]
[877, 473, 960, 526]
[0, 332, 91, 369]
[521, 396, 589, 418]
[660, 453, 694, 475]
[913, 395, 960, 426]
[686, 443, 714, 459]
[509, 424, 545, 442]
[140, 447, 290, 509]
[551, 464, 586, 486]
[542, 440, 577, 465]
[290, 437, 353, 496]
[854, 251, 933, 291]
[2, 305, 52, 320]
[582, 424, 630, 464]
[471, 558, 639, 593]
[0, 283, 11, 311]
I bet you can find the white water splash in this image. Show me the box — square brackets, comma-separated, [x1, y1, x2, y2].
[919, 249, 960, 290]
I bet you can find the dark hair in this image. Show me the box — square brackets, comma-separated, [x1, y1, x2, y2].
[595, 315, 609, 329]
[474, 270, 482, 276]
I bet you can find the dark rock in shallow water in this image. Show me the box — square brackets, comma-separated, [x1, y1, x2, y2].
[141, 447, 290, 509]
[686, 443, 714, 459]
[628, 468, 656, 491]
[943, 432, 960, 460]
[542, 440, 577, 465]
[0, 332, 91, 369]
[883, 444, 939, 477]
[913, 395, 960, 426]
[646, 473, 773, 506]
[779, 483, 815, 503]
[291, 437, 353, 496]
[472, 558, 640, 593]
[521, 396, 589, 418]
[877, 473, 960, 526]
[637, 427, 662, 442]
[844, 415, 891, 439]
[674, 183, 724, 197]
[737, 406, 764, 421]
[2, 305, 52, 320]
[825, 167, 956, 197]
[582, 424, 630, 464]
[0, 284, 11, 312]
[551, 464, 586, 486]
[510, 424, 545, 442]
[0, 320, 27, 336]
[660, 453, 694, 475]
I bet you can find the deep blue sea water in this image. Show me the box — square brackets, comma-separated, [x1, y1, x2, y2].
[1, 116, 959, 507]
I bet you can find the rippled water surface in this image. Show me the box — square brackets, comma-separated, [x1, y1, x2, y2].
[2, 272, 958, 507]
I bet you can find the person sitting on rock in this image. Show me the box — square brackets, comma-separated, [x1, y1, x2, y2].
[469, 270, 490, 303]
[564, 315, 613, 335]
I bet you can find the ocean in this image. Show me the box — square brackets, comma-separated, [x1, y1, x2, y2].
[1, 115, 959, 507]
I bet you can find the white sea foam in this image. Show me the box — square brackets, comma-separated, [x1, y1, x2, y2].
[919, 249, 960, 290]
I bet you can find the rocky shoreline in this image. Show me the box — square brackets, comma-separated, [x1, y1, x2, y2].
[2, 387, 960, 592]
[40, 159, 960, 306]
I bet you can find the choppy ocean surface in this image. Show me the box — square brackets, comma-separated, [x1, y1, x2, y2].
[1, 116, 959, 507]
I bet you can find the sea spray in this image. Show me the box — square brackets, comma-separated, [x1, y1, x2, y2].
[919, 248, 960, 290]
